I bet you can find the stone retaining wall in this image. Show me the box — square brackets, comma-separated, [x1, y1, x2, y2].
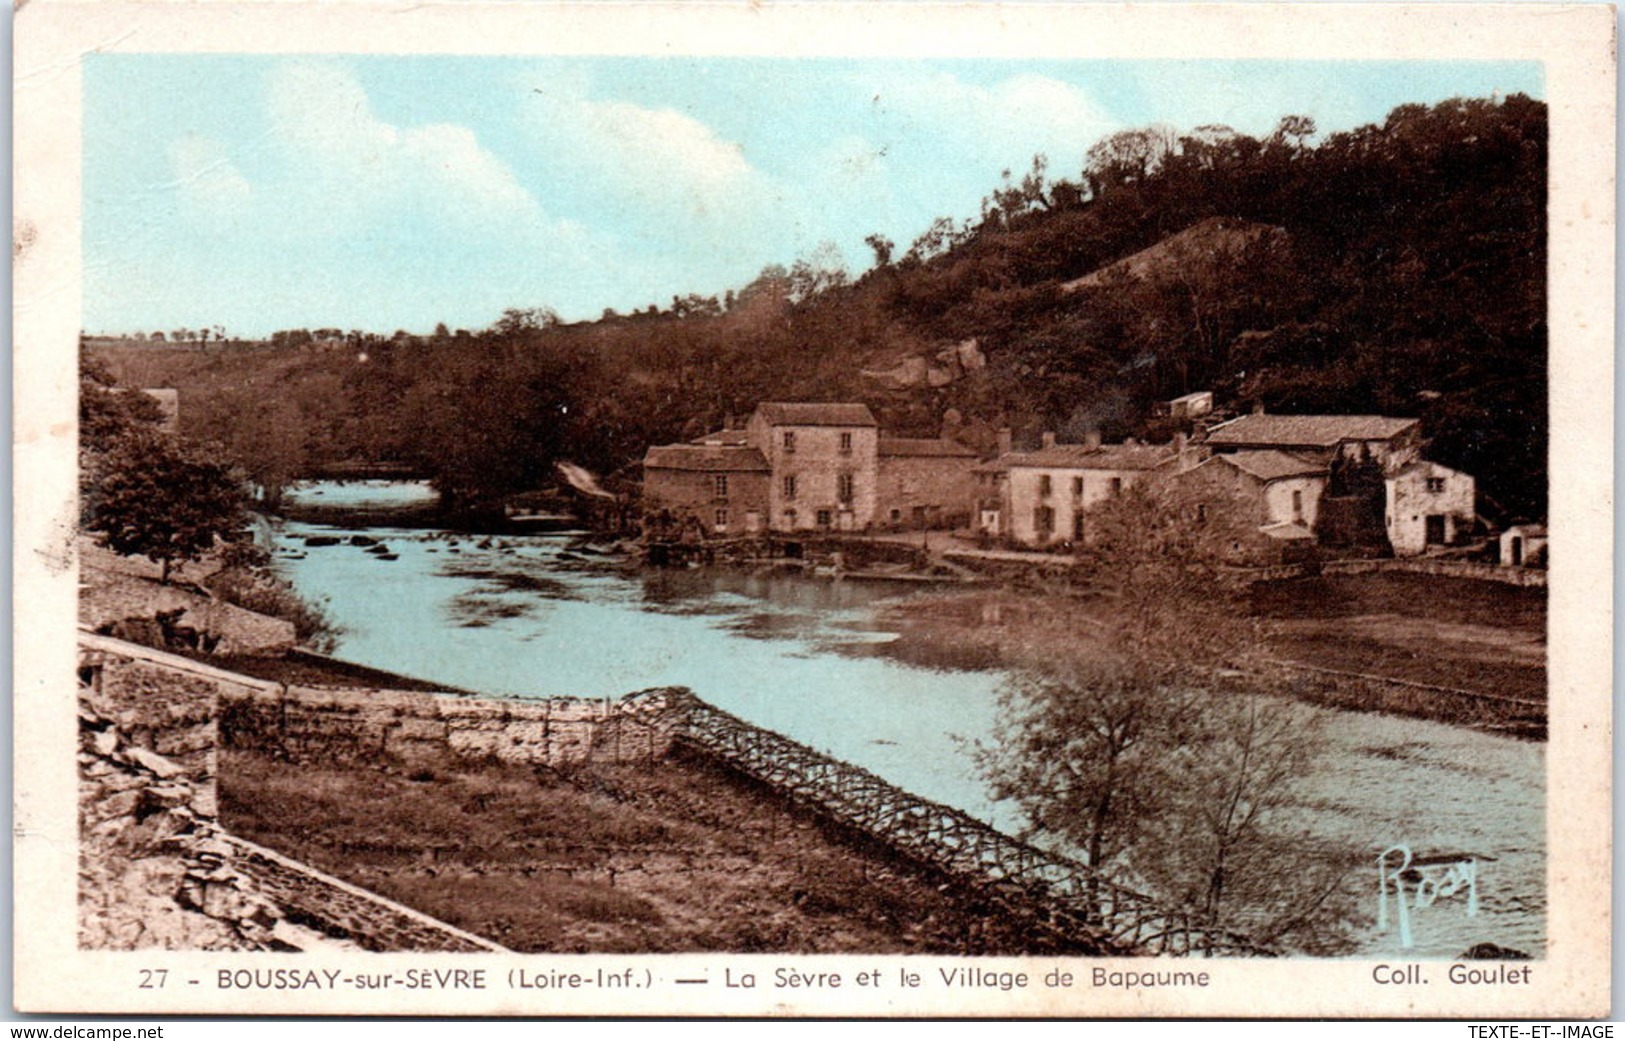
[77, 634, 513, 952]
[1233, 557, 1548, 587]
[219, 683, 679, 769]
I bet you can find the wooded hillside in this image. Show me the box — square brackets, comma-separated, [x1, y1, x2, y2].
[95, 94, 1547, 520]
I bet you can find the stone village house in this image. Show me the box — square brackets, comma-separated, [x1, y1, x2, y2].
[643, 402, 1481, 561]
[994, 434, 1176, 548]
[642, 402, 978, 536]
[1170, 412, 1476, 564]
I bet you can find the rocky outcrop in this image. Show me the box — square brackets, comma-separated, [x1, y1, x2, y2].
[862, 338, 986, 391]
[78, 689, 281, 950]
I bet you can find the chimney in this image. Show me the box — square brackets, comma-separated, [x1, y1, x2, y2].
[1083, 429, 1101, 451]
[1042, 431, 1057, 449]
[1252, 401, 1267, 416]
[997, 427, 1012, 456]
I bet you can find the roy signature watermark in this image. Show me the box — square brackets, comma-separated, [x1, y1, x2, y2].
[1376, 844, 1491, 948]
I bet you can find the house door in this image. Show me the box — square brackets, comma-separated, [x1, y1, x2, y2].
[1425, 515, 1446, 545]
[1510, 536, 1524, 566]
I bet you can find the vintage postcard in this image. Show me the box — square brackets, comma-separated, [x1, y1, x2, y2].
[13, 0, 1615, 1019]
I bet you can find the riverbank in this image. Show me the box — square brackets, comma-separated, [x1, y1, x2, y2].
[859, 571, 1546, 736]
[219, 743, 1080, 954]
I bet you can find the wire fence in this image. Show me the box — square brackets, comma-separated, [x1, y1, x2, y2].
[664, 690, 1274, 957]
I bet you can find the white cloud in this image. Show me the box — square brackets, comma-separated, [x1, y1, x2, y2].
[520, 81, 782, 245]
[264, 60, 543, 230]
[166, 134, 252, 218]
[872, 70, 1118, 175]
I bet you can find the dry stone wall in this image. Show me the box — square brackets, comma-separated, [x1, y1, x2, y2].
[219, 683, 680, 770]
[77, 634, 512, 952]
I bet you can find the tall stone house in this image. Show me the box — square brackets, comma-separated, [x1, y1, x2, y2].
[747, 403, 880, 532]
[643, 402, 990, 536]
[1385, 460, 1477, 555]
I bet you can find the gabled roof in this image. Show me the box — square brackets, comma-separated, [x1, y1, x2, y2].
[642, 444, 771, 473]
[1205, 413, 1419, 449]
[1004, 442, 1174, 472]
[1389, 459, 1470, 480]
[753, 402, 878, 428]
[1224, 450, 1327, 482]
[1259, 521, 1315, 541]
[690, 428, 751, 446]
[879, 437, 978, 458]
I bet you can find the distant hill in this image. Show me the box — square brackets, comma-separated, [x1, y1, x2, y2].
[90, 94, 1547, 520]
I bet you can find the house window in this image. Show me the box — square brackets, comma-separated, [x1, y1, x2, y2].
[783, 431, 796, 453]
[816, 509, 832, 528]
[1292, 489, 1303, 519]
[715, 508, 729, 529]
[890, 509, 902, 523]
[1109, 477, 1123, 496]
[714, 474, 728, 498]
[1426, 477, 1446, 494]
[1036, 506, 1055, 534]
[1039, 475, 1053, 498]
[1071, 476, 1084, 498]
[1196, 503, 1209, 524]
[838, 473, 855, 502]
[783, 475, 797, 500]
[839, 431, 853, 454]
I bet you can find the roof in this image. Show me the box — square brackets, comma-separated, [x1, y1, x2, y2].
[1003, 442, 1174, 472]
[1259, 521, 1316, 541]
[878, 437, 978, 458]
[1389, 459, 1470, 480]
[1205, 413, 1419, 449]
[642, 444, 771, 473]
[1223, 450, 1327, 482]
[752, 402, 877, 428]
[1504, 523, 1547, 538]
[690, 428, 751, 446]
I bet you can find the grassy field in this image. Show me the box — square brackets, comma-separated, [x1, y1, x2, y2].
[219, 746, 1080, 954]
[1250, 572, 1545, 701]
[870, 570, 1546, 732]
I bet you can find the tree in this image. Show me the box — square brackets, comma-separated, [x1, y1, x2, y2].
[83, 429, 246, 583]
[977, 485, 1350, 950]
[492, 306, 560, 336]
[864, 233, 895, 269]
[1135, 692, 1338, 946]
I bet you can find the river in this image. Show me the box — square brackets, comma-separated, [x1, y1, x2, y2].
[267, 483, 1545, 959]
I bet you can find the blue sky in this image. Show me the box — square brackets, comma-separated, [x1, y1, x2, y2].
[83, 56, 1543, 338]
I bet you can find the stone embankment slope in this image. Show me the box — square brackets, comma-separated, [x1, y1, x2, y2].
[79, 539, 297, 656]
[78, 635, 506, 952]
